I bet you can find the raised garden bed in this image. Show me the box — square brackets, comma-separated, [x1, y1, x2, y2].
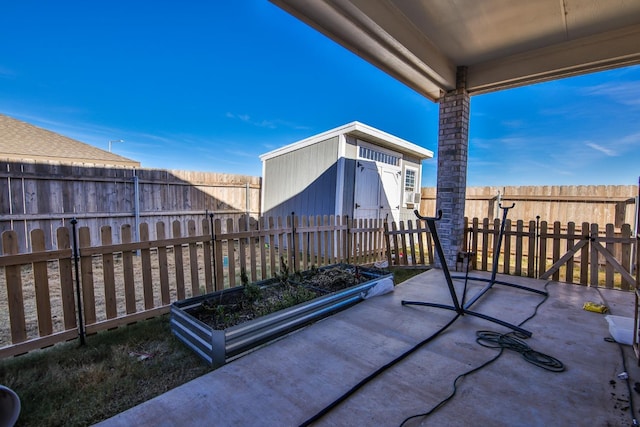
[170, 264, 393, 366]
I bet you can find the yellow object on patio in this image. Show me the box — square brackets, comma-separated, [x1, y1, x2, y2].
[582, 301, 609, 314]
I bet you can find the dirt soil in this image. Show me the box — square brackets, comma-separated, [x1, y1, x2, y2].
[187, 265, 378, 330]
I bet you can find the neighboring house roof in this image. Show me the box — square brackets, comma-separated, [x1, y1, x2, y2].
[0, 113, 140, 168]
[259, 121, 434, 161]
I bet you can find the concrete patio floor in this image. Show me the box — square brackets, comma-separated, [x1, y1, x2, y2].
[96, 269, 639, 426]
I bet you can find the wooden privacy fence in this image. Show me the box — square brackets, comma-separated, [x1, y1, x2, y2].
[0, 161, 262, 253]
[420, 185, 638, 228]
[383, 216, 638, 290]
[3, 212, 637, 359]
[462, 217, 638, 289]
[0, 214, 385, 358]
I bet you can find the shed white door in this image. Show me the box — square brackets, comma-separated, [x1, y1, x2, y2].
[379, 166, 401, 222]
[354, 160, 401, 222]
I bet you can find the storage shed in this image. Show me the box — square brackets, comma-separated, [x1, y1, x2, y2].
[260, 122, 433, 223]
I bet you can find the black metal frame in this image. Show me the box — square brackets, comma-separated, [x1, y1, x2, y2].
[452, 203, 547, 309]
[401, 207, 546, 337]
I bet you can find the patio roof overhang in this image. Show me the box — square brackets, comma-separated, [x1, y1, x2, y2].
[270, 0, 640, 102]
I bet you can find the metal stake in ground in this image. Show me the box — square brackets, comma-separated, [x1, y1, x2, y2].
[70, 218, 86, 346]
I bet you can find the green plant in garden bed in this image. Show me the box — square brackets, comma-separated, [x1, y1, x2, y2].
[192, 261, 378, 330]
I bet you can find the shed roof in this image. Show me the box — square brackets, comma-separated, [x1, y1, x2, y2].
[0, 113, 140, 168]
[259, 121, 433, 161]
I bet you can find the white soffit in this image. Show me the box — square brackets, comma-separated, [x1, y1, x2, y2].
[271, 0, 640, 101]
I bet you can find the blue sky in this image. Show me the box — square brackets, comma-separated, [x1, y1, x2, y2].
[1, 1, 638, 187]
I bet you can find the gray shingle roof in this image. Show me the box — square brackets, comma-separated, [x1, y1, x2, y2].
[0, 113, 140, 168]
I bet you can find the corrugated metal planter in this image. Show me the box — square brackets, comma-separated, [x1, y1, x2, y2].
[170, 264, 392, 367]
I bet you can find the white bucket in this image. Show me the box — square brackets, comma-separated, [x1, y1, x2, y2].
[604, 315, 635, 345]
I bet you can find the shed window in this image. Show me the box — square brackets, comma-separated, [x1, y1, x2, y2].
[404, 169, 416, 192]
[359, 146, 399, 166]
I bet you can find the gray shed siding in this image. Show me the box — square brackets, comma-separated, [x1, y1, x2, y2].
[261, 122, 433, 223]
[339, 136, 359, 217]
[263, 136, 340, 219]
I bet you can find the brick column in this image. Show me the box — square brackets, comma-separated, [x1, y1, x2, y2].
[435, 66, 470, 269]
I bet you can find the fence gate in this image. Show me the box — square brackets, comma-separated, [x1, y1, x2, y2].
[539, 223, 635, 289]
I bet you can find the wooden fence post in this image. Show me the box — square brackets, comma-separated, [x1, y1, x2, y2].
[323, 215, 331, 266]
[3, 231, 27, 343]
[56, 226, 77, 330]
[291, 214, 299, 272]
[249, 217, 258, 282]
[621, 224, 632, 291]
[79, 226, 97, 325]
[303, 216, 310, 268]
[121, 224, 137, 313]
[333, 216, 340, 264]
[188, 220, 200, 295]
[580, 222, 590, 285]
[345, 217, 351, 265]
[373, 218, 381, 262]
[417, 219, 426, 265]
[503, 219, 512, 275]
[590, 223, 599, 287]
[344, 216, 350, 264]
[172, 221, 186, 298]
[202, 217, 214, 293]
[398, 221, 407, 266]
[100, 226, 118, 319]
[480, 218, 489, 270]
[471, 218, 479, 270]
[226, 218, 236, 288]
[492, 218, 500, 272]
[552, 222, 561, 281]
[213, 219, 224, 291]
[368, 218, 375, 264]
[538, 221, 548, 279]
[390, 221, 399, 266]
[139, 222, 154, 309]
[530, 219, 537, 278]
[31, 229, 53, 336]
[268, 216, 277, 276]
[514, 220, 523, 276]
[259, 217, 268, 280]
[383, 221, 392, 267]
[361, 218, 367, 264]
[156, 222, 170, 306]
[566, 222, 575, 284]
[239, 216, 248, 279]
[407, 220, 416, 266]
[315, 215, 323, 266]
[605, 224, 615, 288]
